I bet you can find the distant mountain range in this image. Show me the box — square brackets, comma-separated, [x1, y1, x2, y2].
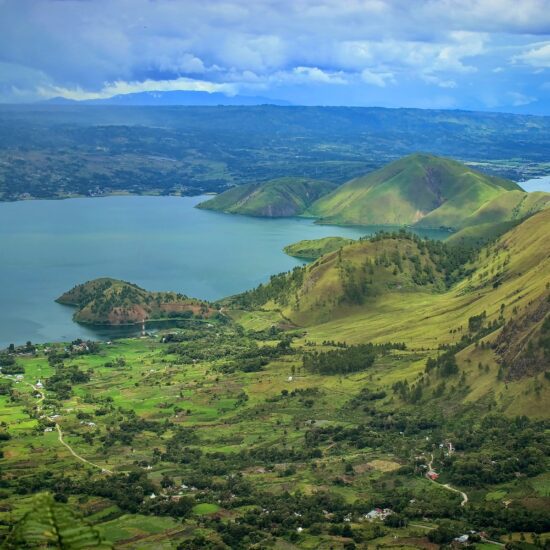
[44, 90, 291, 106]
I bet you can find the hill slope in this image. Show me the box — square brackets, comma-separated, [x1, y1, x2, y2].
[57, 278, 216, 325]
[229, 209, 550, 417]
[308, 153, 521, 228]
[197, 177, 337, 217]
[230, 231, 473, 325]
[230, 209, 550, 339]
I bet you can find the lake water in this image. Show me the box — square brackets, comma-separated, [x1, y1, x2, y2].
[518, 175, 550, 193]
[0, 195, 449, 348]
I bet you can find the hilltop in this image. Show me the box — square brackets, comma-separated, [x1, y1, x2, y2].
[308, 153, 524, 228]
[57, 278, 216, 325]
[197, 177, 337, 217]
[283, 236, 354, 260]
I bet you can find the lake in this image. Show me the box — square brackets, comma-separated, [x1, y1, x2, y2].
[519, 175, 550, 193]
[0, 195, 449, 348]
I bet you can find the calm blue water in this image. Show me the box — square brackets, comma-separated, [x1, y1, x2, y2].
[0, 196, 449, 347]
[519, 175, 550, 193]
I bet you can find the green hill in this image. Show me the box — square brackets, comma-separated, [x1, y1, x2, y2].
[445, 191, 550, 246]
[308, 153, 521, 228]
[283, 236, 354, 260]
[196, 177, 337, 217]
[230, 208, 550, 338]
[57, 278, 215, 325]
[230, 231, 472, 325]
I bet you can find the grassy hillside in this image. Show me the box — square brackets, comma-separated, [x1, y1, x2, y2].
[229, 211, 550, 422]
[231, 231, 473, 325]
[197, 177, 337, 217]
[309, 153, 522, 228]
[231, 209, 549, 355]
[57, 278, 216, 325]
[458, 189, 550, 228]
[283, 236, 354, 260]
[445, 220, 519, 247]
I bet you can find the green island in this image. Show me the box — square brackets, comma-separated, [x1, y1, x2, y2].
[283, 237, 355, 260]
[1, 208, 549, 549]
[56, 278, 218, 326]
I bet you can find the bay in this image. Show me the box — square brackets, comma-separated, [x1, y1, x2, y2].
[0, 195, 449, 347]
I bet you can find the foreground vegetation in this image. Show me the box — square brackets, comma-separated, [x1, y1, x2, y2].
[0, 210, 549, 549]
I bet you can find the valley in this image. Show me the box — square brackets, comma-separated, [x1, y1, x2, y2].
[1, 209, 548, 548]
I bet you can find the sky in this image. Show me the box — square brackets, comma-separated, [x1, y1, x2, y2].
[0, 0, 549, 113]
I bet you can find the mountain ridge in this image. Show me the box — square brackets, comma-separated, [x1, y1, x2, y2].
[43, 90, 291, 106]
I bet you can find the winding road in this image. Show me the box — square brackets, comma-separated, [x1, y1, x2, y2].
[55, 423, 113, 473]
[427, 454, 468, 507]
[23, 379, 113, 474]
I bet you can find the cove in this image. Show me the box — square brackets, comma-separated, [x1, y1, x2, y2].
[0, 195, 449, 347]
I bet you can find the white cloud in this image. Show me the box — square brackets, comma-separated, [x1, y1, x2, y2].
[291, 66, 347, 84]
[37, 76, 236, 101]
[508, 91, 536, 106]
[360, 69, 394, 87]
[513, 42, 550, 68]
[421, 75, 457, 88]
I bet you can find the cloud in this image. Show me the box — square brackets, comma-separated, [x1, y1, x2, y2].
[508, 91, 536, 106]
[37, 76, 236, 101]
[0, 0, 548, 110]
[513, 42, 550, 68]
[360, 69, 394, 87]
[289, 66, 347, 85]
[421, 75, 457, 89]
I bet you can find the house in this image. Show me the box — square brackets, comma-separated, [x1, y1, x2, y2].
[35, 381, 43, 388]
[365, 508, 393, 521]
[454, 534, 469, 544]
[427, 471, 439, 480]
